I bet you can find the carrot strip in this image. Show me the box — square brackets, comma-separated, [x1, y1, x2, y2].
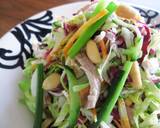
[46, 50, 57, 63]
[46, 31, 74, 63]
[99, 40, 107, 59]
[91, 108, 97, 122]
[63, 9, 108, 57]
[79, 86, 90, 106]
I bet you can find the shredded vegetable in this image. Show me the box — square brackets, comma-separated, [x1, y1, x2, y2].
[18, 1, 160, 128]
[63, 9, 108, 57]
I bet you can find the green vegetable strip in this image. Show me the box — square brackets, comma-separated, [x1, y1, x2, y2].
[53, 102, 69, 126]
[68, 2, 117, 58]
[65, 66, 80, 128]
[123, 37, 142, 61]
[92, 0, 107, 17]
[156, 83, 160, 89]
[93, 61, 133, 127]
[72, 83, 89, 92]
[33, 64, 44, 128]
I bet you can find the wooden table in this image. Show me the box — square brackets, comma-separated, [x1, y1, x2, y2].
[0, 0, 86, 37]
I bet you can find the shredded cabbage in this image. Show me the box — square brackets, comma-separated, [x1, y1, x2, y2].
[53, 102, 69, 127]
[67, 13, 86, 26]
[148, 30, 160, 52]
[102, 20, 118, 31]
[125, 74, 160, 128]
[19, 58, 36, 114]
[49, 96, 66, 120]
[43, 33, 55, 49]
[121, 27, 134, 48]
[52, 28, 66, 49]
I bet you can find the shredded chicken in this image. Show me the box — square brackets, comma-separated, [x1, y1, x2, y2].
[76, 53, 101, 109]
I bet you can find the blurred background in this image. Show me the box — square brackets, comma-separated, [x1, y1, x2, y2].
[0, 0, 159, 37]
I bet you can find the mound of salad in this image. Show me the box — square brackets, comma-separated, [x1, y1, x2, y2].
[19, 0, 160, 128]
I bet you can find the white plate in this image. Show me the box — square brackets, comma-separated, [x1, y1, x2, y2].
[0, 1, 160, 128]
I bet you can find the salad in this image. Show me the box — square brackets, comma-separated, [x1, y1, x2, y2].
[19, 0, 160, 128]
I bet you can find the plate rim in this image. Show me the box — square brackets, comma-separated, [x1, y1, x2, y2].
[0, 1, 89, 38]
[0, 1, 160, 127]
[1, 1, 160, 39]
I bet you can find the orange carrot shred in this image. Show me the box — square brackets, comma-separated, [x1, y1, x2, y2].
[99, 40, 107, 59]
[91, 108, 97, 122]
[46, 49, 58, 63]
[63, 9, 108, 57]
[46, 31, 74, 63]
[80, 86, 90, 106]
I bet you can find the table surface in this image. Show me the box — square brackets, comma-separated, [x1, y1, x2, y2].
[0, 0, 85, 37]
[0, 0, 160, 37]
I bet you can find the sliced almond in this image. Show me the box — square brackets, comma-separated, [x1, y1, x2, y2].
[86, 40, 101, 64]
[43, 73, 61, 90]
[116, 4, 141, 20]
[129, 61, 142, 89]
